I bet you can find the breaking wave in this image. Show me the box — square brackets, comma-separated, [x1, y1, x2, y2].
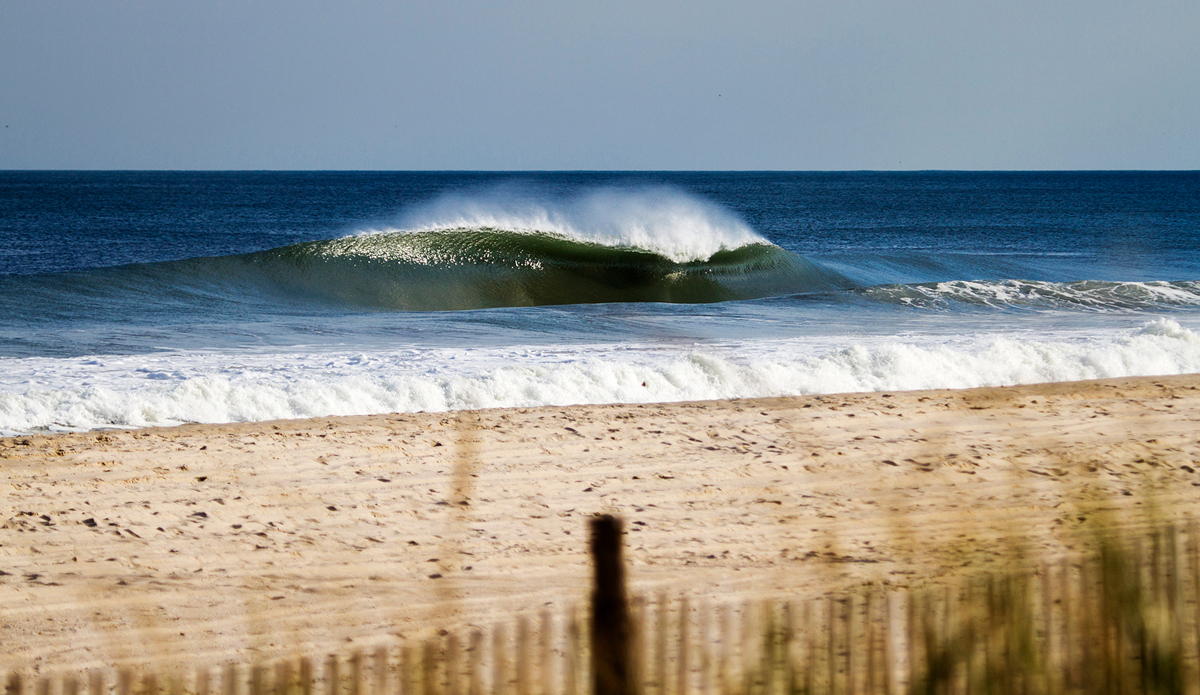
[858, 280, 1200, 311]
[213, 226, 848, 309]
[3, 319, 1198, 434]
[21, 188, 853, 311]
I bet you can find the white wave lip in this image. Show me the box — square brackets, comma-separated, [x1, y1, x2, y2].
[2, 320, 1199, 435]
[359, 186, 771, 263]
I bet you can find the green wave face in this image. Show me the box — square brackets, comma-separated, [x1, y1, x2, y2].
[215, 228, 852, 311]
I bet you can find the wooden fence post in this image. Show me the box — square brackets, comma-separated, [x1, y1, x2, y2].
[492, 625, 508, 695]
[327, 656, 340, 695]
[224, 665, 239, 695]
[695, 602, 710, 695]
[780, 602, 794, 695]
[278, 660, 294, 695]
[469, 631, 484, 695]
[398, 648, 411, 695]
[741, 600, 755, 695]
[677, 597, 689, 695]
[631, 598, 647, 695]
[882, 593, 894, 695]
[827, 597, 837, 695]
[516, 617, 531, 695]
[864, 592, 876, 695]
[350, 652, 363, 695]
[422, 641, 437, 695]
[299, 658, 313, 695]
[656, 594, 669, 695]
[374, 647, 389, 695]
[565, 610, 581, 695]
[591, 515, 636, 695]
[718, 604, 732, 695]
[539, 610, 553, 695]
[446, 635, 460, 695]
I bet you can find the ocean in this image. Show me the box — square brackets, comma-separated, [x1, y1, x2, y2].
[2, 171, 1199, 435]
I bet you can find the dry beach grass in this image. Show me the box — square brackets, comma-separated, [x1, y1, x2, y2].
[2, 374, 1200, 675]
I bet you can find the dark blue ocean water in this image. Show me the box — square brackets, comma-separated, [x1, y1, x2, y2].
[2, 171, 1199, 433]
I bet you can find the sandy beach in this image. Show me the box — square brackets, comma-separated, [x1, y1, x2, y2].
[2, 374, 1200, 673]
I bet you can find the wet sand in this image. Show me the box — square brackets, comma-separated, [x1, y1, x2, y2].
[2, 374, 1199, 672]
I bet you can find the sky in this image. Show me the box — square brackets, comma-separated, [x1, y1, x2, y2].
[1, 0, 1198, 170]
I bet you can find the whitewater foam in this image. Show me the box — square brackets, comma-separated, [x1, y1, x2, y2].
[3, 319, 1199, 435]
[366, 186, 770, 263]
[860, 280, 1200, 311]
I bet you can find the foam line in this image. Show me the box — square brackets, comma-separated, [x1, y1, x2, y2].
[2, 319, 1198, 435]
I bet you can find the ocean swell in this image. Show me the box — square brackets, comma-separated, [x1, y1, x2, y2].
[9, 187, 853, 312]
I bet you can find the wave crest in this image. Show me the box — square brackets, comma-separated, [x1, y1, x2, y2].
[387, 186, 768, 263]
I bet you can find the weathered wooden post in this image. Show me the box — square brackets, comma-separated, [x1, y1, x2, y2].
[591, 515, 637, 695]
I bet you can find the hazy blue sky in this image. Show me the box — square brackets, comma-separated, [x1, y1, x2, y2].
[2, 0, 1198, 170]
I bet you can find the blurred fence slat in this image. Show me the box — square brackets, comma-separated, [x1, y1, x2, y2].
[9, 521, 1200, 695]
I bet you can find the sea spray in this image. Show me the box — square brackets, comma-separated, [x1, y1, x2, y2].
[391, 185, 768, 263]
